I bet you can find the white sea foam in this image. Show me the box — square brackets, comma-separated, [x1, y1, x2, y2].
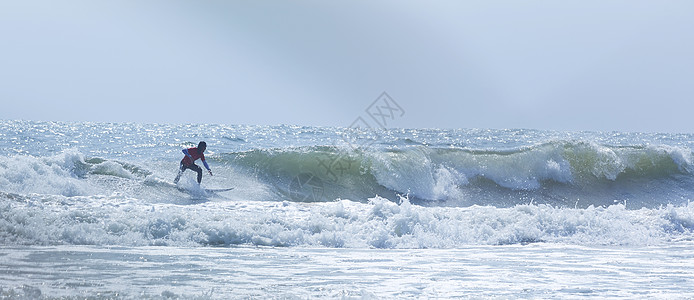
[2, 191, 692, 248]
[0, 149, 91, 197]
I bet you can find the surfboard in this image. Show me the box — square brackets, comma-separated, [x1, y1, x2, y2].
[204, 187, 234, 193]
[175, 186, 234, 196]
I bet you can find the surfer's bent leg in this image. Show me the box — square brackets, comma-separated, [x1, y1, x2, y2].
[190, 164, 203, 184]
[174, 162, 186, 184]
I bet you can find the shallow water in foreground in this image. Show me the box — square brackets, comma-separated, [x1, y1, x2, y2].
[2, 243, 694, 299]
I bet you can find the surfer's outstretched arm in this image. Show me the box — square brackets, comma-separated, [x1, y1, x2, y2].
[203, 159, 212, 176]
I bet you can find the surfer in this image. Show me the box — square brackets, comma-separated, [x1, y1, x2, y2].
[174, 141, 213, 184]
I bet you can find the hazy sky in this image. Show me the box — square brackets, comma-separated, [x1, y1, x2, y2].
[1, 1, 693, 132]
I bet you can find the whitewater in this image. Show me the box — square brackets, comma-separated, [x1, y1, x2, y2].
[1, 120, 694, 298]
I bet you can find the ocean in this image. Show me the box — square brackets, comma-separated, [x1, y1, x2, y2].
[1, 120, 693, 298]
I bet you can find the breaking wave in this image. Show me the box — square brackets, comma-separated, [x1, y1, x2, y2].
[225, 141, 694, 207]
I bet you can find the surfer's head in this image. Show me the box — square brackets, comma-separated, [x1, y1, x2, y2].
[198, 141, 207, 152]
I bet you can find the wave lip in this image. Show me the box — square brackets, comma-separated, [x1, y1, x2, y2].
[562, 142, 692, 181]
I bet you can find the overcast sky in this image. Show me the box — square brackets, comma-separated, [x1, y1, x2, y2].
[1, 1, 693, 133]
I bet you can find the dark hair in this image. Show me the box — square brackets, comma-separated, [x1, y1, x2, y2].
[198, 141, 207, 151]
